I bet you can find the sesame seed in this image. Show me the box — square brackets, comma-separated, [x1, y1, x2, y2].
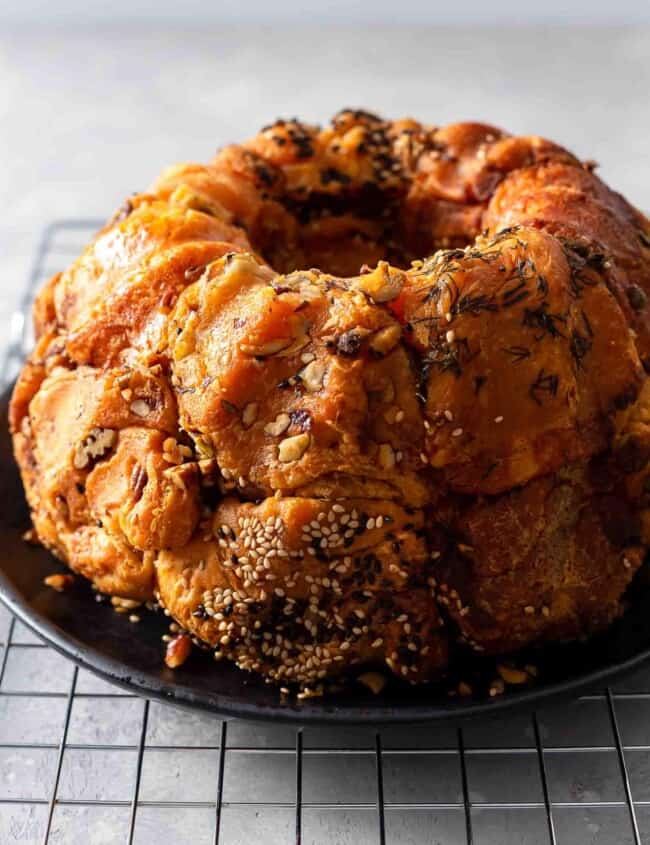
[494, 416, 504, 424]
[451, 428, 463, 437]
[444, 410, 453, 421]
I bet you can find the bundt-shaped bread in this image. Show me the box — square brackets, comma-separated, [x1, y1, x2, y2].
[10, 110, 650, 693]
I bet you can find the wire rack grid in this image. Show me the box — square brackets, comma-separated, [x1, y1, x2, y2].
[2, 221, 650, 845]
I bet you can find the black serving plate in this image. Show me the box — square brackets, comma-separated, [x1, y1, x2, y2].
[2, 387, 650, 724]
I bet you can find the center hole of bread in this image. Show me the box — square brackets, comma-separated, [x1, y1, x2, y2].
[253, 188, 457, 277]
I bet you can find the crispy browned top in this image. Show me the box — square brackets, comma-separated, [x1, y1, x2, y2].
[10, 110, 650, 692]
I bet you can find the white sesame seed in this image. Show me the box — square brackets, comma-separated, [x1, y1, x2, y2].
[494, 415, 504, 424]
[451, 428, 463, 437]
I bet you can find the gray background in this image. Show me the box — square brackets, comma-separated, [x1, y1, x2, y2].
[1, 23, 650, 358]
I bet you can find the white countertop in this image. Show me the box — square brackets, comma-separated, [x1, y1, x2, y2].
[1, 24, 649, 356]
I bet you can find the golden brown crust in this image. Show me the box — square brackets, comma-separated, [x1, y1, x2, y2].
[156, 497, 447, 685]
[10, 110, 650, 690]
[168, 254, 428, 505]
[397, 226, 643, 494]
[431, 467, 643, 654]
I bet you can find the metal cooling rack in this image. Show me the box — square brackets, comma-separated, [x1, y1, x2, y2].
[2, 221, 650, 844]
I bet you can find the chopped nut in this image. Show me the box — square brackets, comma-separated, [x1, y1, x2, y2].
[497, 665, 529, 685]
[299, 359, 326, 392]
[130, 399, 151, 417]
[164, 466, 188, 491]
[111, 596, 142, 610]
[278, 433, 310, 462]
[240, 338, 291, 357]
[275, 333, 311, 357]
[369, 324, 402, 355]
[129, 463, 148, 498]
[242, 402, 259, 428]
[44, 573, 74, 592]
[352, 261, 404, 302]
[73, 427, 117, 469]
[165, 634, 192, 668]
[264, 413, 291, 437]
[357, 672, 387, 695]
[378, 443, 396, 470]
[169, 184, 232, 221]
